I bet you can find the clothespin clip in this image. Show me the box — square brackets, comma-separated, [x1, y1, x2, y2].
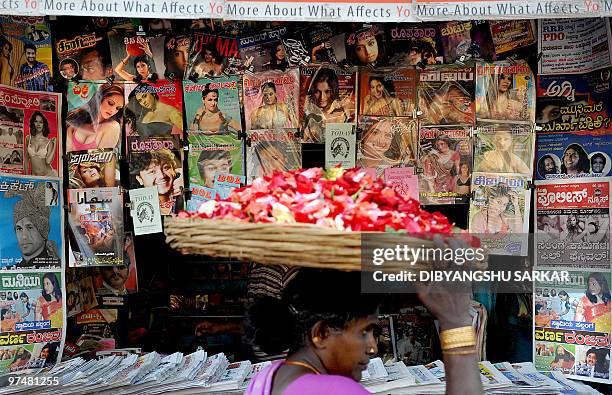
[414, 167, 424, 175]
[536, 52, 544, 63]
[189, 73, 199, 83]
[105, 75, 115, 86]
[245, 137, 252, 147]
[525, 180, 535, 190]
[165, 72, 175, 82]
[183, 145, 189, 152]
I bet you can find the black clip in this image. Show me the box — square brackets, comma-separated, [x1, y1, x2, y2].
[149, 73, 159, 83]
[536, 52, 544, 63]
[245, 137, 252, 147]
[125, 202, 133, 209]
[414, 167, 424, 175]
[525, 180, 535, 190]
[165, 72, 175, 82]
[183, 145, 189, 152]
[105, 75, 116, 86]
[184, 190, 193, 200]
[416, 60, 427, 70]
[295, 129, 304, 139]
[189, 73, 199, 83]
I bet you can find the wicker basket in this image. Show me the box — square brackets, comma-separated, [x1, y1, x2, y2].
[164, 217, 439, 271]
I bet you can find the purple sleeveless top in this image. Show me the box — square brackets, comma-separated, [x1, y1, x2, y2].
[245, 360, 371, 395]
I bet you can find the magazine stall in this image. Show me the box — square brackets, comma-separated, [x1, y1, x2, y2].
[0, 0, 609, 393]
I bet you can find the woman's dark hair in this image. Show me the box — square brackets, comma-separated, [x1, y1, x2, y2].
[558, 290, 570, 310]
[368, 76, 395, 97]
[586, 272, 611, 305]
[29, 111, 50, 137]
[200, 44, 221, 65]
[42, 272, 62, 302]
[309, 67, 339, 102]
[345, 26, 385, 66]
[248, 269, 381, 355]
[261, 81, 277, 93]
[0, 36, 13, 53]
[591, 153, 606, 170]
[66, 83, 124, 127]
[125, 83, 159, 127]
[561, 143, 590, 174]
[133, 55, 153, 71]
[269, 43, 288, 71]
[201, 86, 219, 100]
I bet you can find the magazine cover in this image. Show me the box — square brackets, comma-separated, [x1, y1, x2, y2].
[67, 187, 123, 267]
[66, 82, 125, 153]
[128, 135, 184, 216]
[489, 20, 536, 56]
[93, 232, 138, 295]
[239, 27, 289, 73]
[340, 24, 388, 67]
[0, 16, 52, 91]
[438, 21, 495, 63]
[535, 178, 611, 270]
[538, 18, 612, 75]
[108, 31, 165, 81]
[184, 77, 242, 136]
[300, 65, 357, 143]
[384, 167, 419, 202]
[0, 177, 61, 270]
[357, 116, 418, 173]
[67, 149, 119, 189]
[185, 32, 241, 77]
[534, 270, 611, 383]
[536, 67, 612, 135]
[163, 34, 190, 79]
[535, 132, 612, 180]
[418, 64, 475, 126]
[418, 125, 472, 205]
[359, 67, 416, 117]
[385, 23, 443, 67]
[0, 85, 61, 177]
[325, 123, 356, 169]
[0, 271, 63, 374]
[124, 80, 183, 137]
[188, 133, 243, 189]
[304, 24, 337, 64]
[475, 61, 535, 124]
[469, 172, 531, 255]
[473, 124, 534, 175]
[55, 31, 113, 81]
[243, 69, 299, 131]
[247, 129, 302, 180]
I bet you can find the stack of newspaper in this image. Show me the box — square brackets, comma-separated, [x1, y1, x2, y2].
[0, 352, 604, 395]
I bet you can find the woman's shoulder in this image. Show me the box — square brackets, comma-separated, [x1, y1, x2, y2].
[286, 374, 370, 394]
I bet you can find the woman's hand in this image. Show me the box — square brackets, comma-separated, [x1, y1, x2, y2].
[140, 42, 153, 58]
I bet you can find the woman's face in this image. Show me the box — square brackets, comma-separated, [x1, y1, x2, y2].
[495, 133, 513, 151]
[460, 164, 469, 176]
[172, 46, 188, 71]
[434, 139, 450, 154]
[489, 195, 509, 214]
[135, 61, 150, 78]
[498, 74, 512, 93]
[204, 49, 214, 63]
[323, 314, 378, 381]
[369, 79, 384, 100]
[33, 115, 45, 134]
[588, 277, 602, 296]
[43, 277, 54, 295]
[262, 87, 277, 105]
[559, 293, 568, 301]
[538, 104, 561, 123]
[275, 44, 285, 61]
[203, 92, 219, 112]
[2, 43, 10, 57]
[364, 122, 393, 156]
[563, 148, 580, 170]
[67, 293, 75, 307]
[79, 165, 101, 185]
[313, 81, 333, 109]
[135, 92, 155, 110]
[99, 93, 124, 121]
[568, 216, 578, 227]
[355, 35, 378, 64]
[39, 348, 49, 360]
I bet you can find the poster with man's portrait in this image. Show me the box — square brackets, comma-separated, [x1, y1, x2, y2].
[0, 176, 61, 270]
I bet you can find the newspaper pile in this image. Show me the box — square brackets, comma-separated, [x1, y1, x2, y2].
[0, 352, 603, 395]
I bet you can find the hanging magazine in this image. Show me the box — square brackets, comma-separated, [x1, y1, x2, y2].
[418, 125, 472, 205]
[124, 80, 184, 138]
[128, 135, 184, 216]
[243, 69, 300, 131]
[418, 64, 475, 126]
[0, 176, 62, 270]
[357, 116, 418, 174]
[385, 23, 443, 67]
[66, 81, 125, 153]
[247, 129, 301, 181]
[108, 31, 165, 81]
[300, 65, 357, 143]
[184, 77, 242, 136]
[187, 132, 243, 191]
[0, 85, 62, 177]
[163, 34, 190, 80]
[475, 61, 535, 124]
[469, 172, 531, 255]
[185, 33, 241, 77]
[359, 67, 417, 117]
[67, 149, 120, 189]
[534, 178, 611, 270]
[55, 30, 113, 81]
[0, 16, 53, 91]
[67, 187, 123, 266]
[489, 20, 536, 56]
[239, 27, 289, 73]
[438, 21, 495, 63]
[473, 124, 534, 175]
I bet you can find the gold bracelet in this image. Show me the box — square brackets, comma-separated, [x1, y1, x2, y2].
[443, 348, 477, 356]
[440, 326, 476, 350]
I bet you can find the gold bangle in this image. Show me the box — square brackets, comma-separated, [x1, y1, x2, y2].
[443, 348, 477, 356]
[440, 326, 476, 350]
